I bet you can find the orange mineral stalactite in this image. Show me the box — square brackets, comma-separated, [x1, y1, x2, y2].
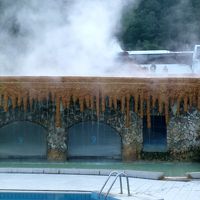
[66, 98, 70, 109]
[101, 93, 105, 112]
[55, 95, 61, 128]
[61, 96, 67, 110]
[79, 97, 84, 112]
[165, 98, 169, 125]
[23, 95, 28, 112]
[3, 92, 8, 112]
[170, 97, 174, 107]
[17, 93, 22, 108]
[139, 92, 144, 118]
[51, 92, 55, 103]
[126, 94, 130, 127]
[0, 93, 1, 107]
[113, 95, 117, 110]
[85, 95, 90, 108]
[146, 95, 151, 128]
[152, 95, 157, 109]
[72, 93, 77, 104]
[29, 94, 33, 111]
[0, 94, 2, 108]
[96, 93, 100, 117]
[90, 95, 94, 110]
[189, 92, 193, 108]
[158, 94, 163, 114]
[134, 94, 138, 113]
[11, 95, 16, 109]
[198, 90, 200, 110]
[183, 95, 188, 113]
[176, 96, 181, 115]
[193, 90, 197, 106]
[108, 96, 112, 109]
[121, 96, 125, 113]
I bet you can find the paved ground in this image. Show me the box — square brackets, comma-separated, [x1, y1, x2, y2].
[0, 173, 199, 200]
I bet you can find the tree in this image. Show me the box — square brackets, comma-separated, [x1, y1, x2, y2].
[119, 0, 200, 50]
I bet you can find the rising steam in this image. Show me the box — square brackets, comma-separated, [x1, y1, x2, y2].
[0, 0, 136, 76]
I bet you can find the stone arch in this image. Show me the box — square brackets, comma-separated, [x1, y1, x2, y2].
[0, 121, 48, 159]
[63, 107, 142, 161]
[67, 121, 122, 160]
[63, 107, 125, 136]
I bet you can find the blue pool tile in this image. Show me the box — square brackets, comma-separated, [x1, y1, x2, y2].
[0, 192, 119, 200]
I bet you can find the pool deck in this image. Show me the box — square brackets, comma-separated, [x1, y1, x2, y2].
[0, 173, 199, 200]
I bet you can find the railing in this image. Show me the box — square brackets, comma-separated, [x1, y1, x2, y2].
[99, 171, 131, 199]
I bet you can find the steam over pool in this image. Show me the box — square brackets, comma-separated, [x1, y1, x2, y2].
[0, 0, 138, 76]
[0, 0, 197, 77]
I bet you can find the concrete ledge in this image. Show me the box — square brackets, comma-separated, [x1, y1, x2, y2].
[99, 169, 115, 176]
[99, 169, 164, 180]
[0, 168, 44, 174]
[59, 168, 80, 174]
[59, 168, 100, 175]
[43, 168, 59, 174]
[0, 168, 164, 179]
[31, 168, 44, 173]
[186, 172, 200, 179]
[165, 176, 189, 182]
[124, 170, 164, 180]
[0, 168, 12, 173]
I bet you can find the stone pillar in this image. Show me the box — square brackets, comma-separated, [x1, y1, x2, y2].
[122, 113, 142, 161]
[47, 149, 66, 161]
[122, 144, 137, 161]
[47, 127, 67, 161]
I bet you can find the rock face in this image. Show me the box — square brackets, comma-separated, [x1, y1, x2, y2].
[1, 100, 199, 161]
[62, 104, 142, 161]
[0, 99, 143, 161]
[0, 77, 200, 161]
[168, 109, 200, 160]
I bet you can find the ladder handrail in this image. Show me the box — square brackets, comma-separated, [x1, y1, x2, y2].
[99, 171, 131, 199]
[105, 172, 130, 198]
[99, 171, 119, 197]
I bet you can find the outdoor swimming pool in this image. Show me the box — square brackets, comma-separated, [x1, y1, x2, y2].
[0, 192, 118, 200]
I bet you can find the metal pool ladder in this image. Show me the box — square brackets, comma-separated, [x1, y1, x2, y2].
[99, 171, 131, 199]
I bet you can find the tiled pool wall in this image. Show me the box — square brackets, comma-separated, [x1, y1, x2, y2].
[0, 192, 119, 200]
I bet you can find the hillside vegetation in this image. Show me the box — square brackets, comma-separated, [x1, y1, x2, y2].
[119, 0, 200, 51]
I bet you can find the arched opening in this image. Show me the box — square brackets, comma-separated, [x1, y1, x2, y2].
[143, 116, 167, 152]
[0, 121, 47, 159]
[68, 121, 122, 160]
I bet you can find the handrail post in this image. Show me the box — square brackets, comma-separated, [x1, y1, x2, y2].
[99, 171, 118, 198]
[105, 175, 119, 198]
[99, 171, 131, 199]
[119, 176, 123, 194]
[126, 176, 131, 196]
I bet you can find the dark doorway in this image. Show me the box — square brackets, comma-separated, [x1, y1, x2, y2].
[0, 121, 47, 159]
[68, 121, 121, 160]
[143, 116, 167, 152]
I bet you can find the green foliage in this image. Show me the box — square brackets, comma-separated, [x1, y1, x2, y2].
[119, 0, 200, 50]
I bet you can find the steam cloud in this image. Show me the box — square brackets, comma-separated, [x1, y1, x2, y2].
[0, 0, 135, 76]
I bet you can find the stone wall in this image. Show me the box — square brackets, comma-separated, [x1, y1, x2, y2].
[167, 109, 200, 161]
[0, 99, 143, 161]
[0, 76, 200, 161]
[0, 99, 68, 160]
[61, 101, 142, 161]
[0, 96, 200, 161]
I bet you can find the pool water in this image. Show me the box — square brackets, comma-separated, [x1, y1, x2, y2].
[0, 161, 199, 176]
[0, 192, 118, 200]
